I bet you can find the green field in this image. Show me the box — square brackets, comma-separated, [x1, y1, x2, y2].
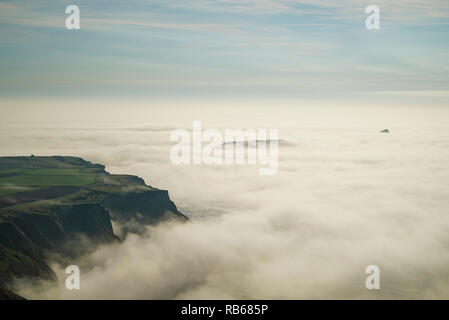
[0, 186, 39, 196]
[0, 168, 97, 193]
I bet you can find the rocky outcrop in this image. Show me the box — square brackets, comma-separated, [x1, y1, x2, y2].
[103, 189, 185, 224]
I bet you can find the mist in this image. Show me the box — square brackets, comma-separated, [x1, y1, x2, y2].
[2, 101, 449, 299]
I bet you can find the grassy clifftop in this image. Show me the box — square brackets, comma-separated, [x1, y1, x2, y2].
[0, 156, 151, 207]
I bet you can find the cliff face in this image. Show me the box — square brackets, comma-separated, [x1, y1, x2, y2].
[100, 189, 188, 236]
[0, 203, 116, 284]
[104, 189, 183, 223]
[0, 156, 187, 298]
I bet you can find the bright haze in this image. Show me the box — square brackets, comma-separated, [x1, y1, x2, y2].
[1, 0, 449, 299]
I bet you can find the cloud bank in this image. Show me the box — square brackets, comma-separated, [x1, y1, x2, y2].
[2, 102, 449, 299]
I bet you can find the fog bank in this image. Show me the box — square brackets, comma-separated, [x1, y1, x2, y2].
[2, 102, 449, 299]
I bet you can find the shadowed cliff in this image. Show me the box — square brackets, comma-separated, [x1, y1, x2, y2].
[0, 156, 187, 298]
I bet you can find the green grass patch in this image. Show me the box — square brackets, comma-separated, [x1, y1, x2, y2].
[0, 186, 40, 196]
[0, 168, 97, 190]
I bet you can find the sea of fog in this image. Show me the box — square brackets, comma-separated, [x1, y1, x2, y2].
[1, 101, 449, 299]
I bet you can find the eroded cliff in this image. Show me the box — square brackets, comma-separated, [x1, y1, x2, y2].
[0, 156, 187, 298]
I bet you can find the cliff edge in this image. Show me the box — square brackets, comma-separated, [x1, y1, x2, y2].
[0, 156, 187, 298]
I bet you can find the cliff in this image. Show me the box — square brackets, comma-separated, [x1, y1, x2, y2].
[0, 156, 187, 298]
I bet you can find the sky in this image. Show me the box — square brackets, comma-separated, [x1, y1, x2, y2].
[0, 0, 449, 105]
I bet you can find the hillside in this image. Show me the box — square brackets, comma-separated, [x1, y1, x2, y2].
[0, 156, 187, 299]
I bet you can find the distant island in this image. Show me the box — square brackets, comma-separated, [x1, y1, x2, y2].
[0, 156, 187, 299]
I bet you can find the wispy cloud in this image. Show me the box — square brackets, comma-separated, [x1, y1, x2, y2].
[0, 0, 448, 101]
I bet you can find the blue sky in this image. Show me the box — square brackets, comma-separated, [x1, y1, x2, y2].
[0, 0, 448, 104]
